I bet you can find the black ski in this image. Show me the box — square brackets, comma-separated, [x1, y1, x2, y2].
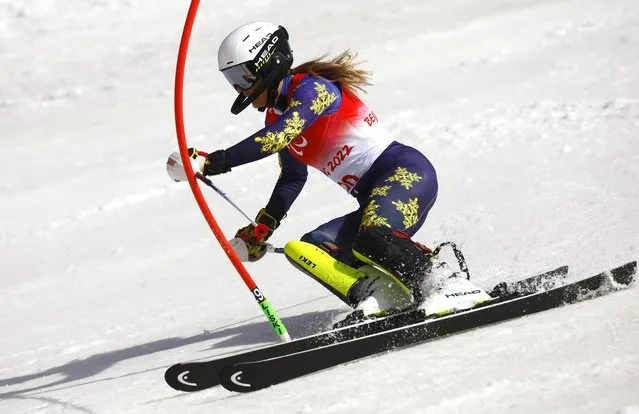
[165, 265, 569, 392]
[218, 261, 636, 393]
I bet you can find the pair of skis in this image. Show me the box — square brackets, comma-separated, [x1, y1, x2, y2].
[164, 261, 636, 393]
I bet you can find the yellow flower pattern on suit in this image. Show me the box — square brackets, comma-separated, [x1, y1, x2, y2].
[288, 97, 302, 108]
[310, 82, 337, 115]
[254, 112, 306, 153]
[371, 185, 392, 197]
[386, 167, 422, 190]
[360, 199, 391, 228]
[392, 198, 420, 229]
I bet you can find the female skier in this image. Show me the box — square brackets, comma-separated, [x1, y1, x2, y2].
[191, 22, 489, 318]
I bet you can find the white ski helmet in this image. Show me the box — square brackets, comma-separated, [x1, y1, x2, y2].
[218, 22, 293, 114]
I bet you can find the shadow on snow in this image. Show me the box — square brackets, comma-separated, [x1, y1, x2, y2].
[0, 305, 346, 402]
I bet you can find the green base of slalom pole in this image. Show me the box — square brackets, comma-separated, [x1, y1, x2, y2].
[259, 299, 291, 342]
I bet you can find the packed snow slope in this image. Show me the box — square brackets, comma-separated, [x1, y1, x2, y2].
[1, 0, 638, 412]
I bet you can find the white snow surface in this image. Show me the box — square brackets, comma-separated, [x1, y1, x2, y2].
[1, 0, 638, 412]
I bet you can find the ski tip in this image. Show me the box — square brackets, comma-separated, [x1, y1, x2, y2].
[164, 363, 218, 392]
[219, 364, 267, 393]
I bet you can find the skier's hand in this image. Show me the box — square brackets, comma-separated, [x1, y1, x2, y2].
[185, 148, 230, 176]
[201, 149, 231, 176]
[235, 208, 279, 262]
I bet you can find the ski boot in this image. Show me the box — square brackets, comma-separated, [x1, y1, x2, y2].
[418, 256, 493, 316]
[352, 227, 492, 317]
[341, 264, 414, 325]
[283, 240, 413, 326]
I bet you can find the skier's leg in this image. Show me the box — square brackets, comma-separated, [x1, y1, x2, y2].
[299, 211, 363, 267]
[351, 202, 492, 315]
[286, 146, 439, 314]
[352, 226, 432, 296]
[350, 152, 491, 313]
[351, 149, 439, 297]
[285, 210, 413, 311]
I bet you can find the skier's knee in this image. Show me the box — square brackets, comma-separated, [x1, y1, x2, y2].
[300, 230, 330, 247]
[300, 230, 359, 266]
[300, 230, 339, 256]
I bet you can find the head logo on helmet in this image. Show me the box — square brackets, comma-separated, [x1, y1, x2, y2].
[218, 22, 293, 115]
[249, 33, 272, 54]
[255, 35, 279, 72]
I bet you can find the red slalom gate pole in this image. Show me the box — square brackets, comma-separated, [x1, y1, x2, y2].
[173, 0, 290, 342]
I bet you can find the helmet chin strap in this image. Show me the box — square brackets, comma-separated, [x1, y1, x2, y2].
[257, 88, 281, 113]
[231, 86, 267, 115]
[231, 80, 284, 114]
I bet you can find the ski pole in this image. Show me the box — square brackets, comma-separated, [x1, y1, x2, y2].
[172, 0, 289, 342]
[166, 151, 283, 248]
[196, 171, 257, 225]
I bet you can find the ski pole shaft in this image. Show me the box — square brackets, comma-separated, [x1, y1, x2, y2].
[266, 245, 285, 254]
[167, 152, 286, 256]
[195, 172, 257, 226]
[195, 174, 278, 245]
[167, 152, 258, 226]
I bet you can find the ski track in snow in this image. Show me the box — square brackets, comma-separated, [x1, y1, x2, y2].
[1, 0, 638, 412]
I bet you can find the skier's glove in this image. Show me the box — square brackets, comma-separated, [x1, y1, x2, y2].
[188, 148, 231, 176]
[203, 149, 231, 176]
[235, 208, 279, 262]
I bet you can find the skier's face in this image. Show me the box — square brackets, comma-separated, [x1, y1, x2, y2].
[235, 81, 268, 109]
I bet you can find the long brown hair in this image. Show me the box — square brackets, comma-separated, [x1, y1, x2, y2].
[289, 50, 372, 95]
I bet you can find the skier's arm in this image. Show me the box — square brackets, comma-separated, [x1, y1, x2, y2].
[232, 150, 307, 262]
[224, 77, 341, 169]
[264, 149, 308, 222]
